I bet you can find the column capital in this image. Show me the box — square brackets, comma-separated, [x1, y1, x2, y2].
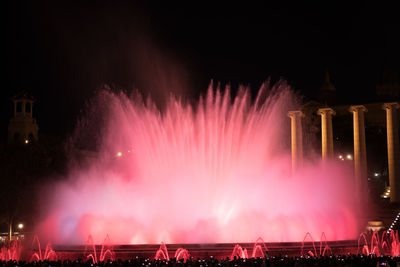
[287, 110, 305, 118]
[382, 102, 400, 111]
[317, 107, 336, 116]
[349, 105, 368, 113]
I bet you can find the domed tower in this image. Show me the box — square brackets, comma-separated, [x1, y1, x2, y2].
[8, 91, 39, 145]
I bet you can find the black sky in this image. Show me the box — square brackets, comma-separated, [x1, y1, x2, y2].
[3, 2, 400, 142]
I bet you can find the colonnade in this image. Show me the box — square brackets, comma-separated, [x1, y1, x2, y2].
[288, 102, 400, 203]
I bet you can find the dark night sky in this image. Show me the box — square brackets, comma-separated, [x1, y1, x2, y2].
[3, 2, 400, 142]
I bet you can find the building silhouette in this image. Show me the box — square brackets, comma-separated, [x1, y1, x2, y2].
[7, 91, 39, 145]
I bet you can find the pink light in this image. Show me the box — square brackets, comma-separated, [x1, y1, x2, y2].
[37, 83, 361, 244]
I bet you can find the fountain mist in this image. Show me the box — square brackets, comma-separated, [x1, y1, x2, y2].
[37, 81, 360, 244]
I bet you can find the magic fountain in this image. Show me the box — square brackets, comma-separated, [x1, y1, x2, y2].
[34, 81, 360, 247]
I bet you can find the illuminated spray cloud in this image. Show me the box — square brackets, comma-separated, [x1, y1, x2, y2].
[38, 81, 360, 244]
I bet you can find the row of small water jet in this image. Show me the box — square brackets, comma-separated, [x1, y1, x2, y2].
[30, 234, 114, 263]
[300, 232, 332, 257]
[0, 235, 57, 262]
[154, 242, 190, 262]
[358, 230, 399, 257]
[0, 238, 22, 261]
[231, 237, 268, 259]
[16, 231, 399, 262]
[84, 235, 115, 263]
[154, 235, 331, 261]
[231, 234, 332, 259]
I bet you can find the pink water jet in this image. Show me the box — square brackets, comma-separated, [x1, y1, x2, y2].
[230, 238, 269, 259]
[38, 82, 360, 244]
[0, 238, 22, 261]
[300, 232, 332, 257]
[358, 230, 399, 257]
[30, 235, 57, 262]
[231, 244, 248, 259]
[84, 235, 115, 263]
[154, 242, 169, 261]
[174, 248, 190, 262]
[251, 237, 268, 258]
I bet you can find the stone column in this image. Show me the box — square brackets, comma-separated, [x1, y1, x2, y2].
[383, 102, 400, 203]
[317, 108, 336, 160]
[349, 105, 368, 203]
[288, 110, 304, 173]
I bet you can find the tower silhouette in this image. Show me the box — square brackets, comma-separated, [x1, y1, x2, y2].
[8, 91, 39, 144]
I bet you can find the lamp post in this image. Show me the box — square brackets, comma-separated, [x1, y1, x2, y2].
[9, 220, 12, 241]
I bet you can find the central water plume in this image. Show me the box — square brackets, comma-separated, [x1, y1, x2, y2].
[38, 82, 359, 244]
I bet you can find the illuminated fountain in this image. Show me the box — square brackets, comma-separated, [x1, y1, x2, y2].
[358, 230, 399, 257]
[30, 235, 57, 262]
[37, 82, 360, 245]
[154, 242, 169, 261]
[154, 243, 190, 262]
[0, 238, 22, 261]
[231, 237, 268, 259]
[300, 232, 332, 257]
[84, 235, 115, 263]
